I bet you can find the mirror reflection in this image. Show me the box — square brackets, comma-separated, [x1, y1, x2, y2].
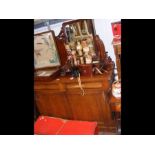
[63, 20, 96, 65]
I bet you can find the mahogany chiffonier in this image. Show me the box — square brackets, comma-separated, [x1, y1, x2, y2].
[34, 19, 116, 133]
[34, 71, 116, 132]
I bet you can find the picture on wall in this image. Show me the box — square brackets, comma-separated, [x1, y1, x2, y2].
[34, 30, 60, 69]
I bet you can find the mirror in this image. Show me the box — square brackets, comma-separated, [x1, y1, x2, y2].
[62, 19, 97, 65]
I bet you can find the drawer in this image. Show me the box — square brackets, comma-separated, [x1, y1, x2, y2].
[66, 82, 103, 89]
[34, 84, 60, 90]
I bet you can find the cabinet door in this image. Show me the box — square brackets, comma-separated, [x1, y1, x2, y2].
[35, 91, 72, 119]
[66, 89, 105, 122]
[66, 89, 115, 132]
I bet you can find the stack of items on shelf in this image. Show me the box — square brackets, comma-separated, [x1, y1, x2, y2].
[65, 37, 96, 66]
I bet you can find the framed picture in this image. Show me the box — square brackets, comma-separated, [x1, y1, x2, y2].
[34, 30, 61, 69]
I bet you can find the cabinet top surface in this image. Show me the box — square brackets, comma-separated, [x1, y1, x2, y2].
[34, 70, 113, 84]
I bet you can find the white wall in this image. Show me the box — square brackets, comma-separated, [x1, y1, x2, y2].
[34, 22, 63, 35]
[94, 19, 120, 64]
[34, 19, 120, 64]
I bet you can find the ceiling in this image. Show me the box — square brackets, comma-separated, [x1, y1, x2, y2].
[34, 19, 70, 29]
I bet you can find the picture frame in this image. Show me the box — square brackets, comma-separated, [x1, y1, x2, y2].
[34, 30, 61, 69]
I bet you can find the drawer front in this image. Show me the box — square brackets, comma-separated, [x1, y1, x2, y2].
[66, 82, 103, 89]
[34, 83, 59, 90]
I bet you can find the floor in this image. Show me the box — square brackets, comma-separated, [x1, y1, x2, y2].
[98, 120, 121, 135]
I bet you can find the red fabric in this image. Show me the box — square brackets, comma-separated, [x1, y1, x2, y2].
[57, 120, 97, 135]
[34, 116, 98, 135]
[34, 116, 65, 135]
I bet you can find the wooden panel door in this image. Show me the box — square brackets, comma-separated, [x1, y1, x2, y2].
[66, 89, 115, 131]
[66, 90, 104, 122]
[35, 90, 72, 119]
